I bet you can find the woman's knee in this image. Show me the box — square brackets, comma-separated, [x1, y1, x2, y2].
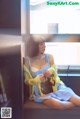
[70, 96, 80, 106]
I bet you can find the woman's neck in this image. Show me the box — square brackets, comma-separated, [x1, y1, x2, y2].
[36, 53, 45, 60]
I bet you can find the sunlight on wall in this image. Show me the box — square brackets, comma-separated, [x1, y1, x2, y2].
[21, 0, 30, 34]
[30, 0, 80, 34]
[45, 43, 80, 65]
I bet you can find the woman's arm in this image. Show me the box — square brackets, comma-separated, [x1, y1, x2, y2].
[24, 57, 42, 85]
[44, 54, 64, 85]
[49, 54, 54, 66]
[24, 57, 45, 85]
[24, 64, 42, 85]
[44, 54, 57, 77]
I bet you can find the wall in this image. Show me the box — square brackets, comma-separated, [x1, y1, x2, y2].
[0, 0, 21, 29]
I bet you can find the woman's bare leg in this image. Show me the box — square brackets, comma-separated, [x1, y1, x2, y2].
[43, 98, 75, 110]
[69, 95, 80, 106]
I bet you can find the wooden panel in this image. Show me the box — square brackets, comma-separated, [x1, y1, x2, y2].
[0, 0, 21, 29]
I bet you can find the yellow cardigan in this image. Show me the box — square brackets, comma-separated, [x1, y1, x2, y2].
[24, 64, 64, 99]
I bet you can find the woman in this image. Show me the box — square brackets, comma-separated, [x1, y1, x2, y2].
[24, 35, 80, 110]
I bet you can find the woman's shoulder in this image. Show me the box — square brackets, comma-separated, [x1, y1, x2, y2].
[24, 56, 30, 69]
[45, 53, 54, 59]
[45, 53, 54, 65]
[24, 56, 29, 63]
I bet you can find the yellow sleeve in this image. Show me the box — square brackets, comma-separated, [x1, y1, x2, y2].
[56, 77, 64, 85]
[48, 64, 57, 76]
[24, 65, 41, 85]
[48, 65, 64, 85]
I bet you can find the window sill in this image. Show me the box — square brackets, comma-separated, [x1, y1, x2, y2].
[57, 65, 80, 77]
[58, 73, 80, 77]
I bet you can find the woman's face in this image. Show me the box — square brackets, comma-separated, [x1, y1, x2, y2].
[39, 41, 46, 54]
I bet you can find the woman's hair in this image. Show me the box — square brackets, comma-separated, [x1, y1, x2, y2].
[26, 35, 45, 57]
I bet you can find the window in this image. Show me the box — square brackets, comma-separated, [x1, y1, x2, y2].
[45, 42, 80, 75]
[30, 0, 80, 34]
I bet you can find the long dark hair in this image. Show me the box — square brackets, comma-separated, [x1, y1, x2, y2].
[26, 35, 45, 57]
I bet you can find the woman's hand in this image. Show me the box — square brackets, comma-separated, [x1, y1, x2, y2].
[38, 74, 46, 82]
[43, 70, 51, 78]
